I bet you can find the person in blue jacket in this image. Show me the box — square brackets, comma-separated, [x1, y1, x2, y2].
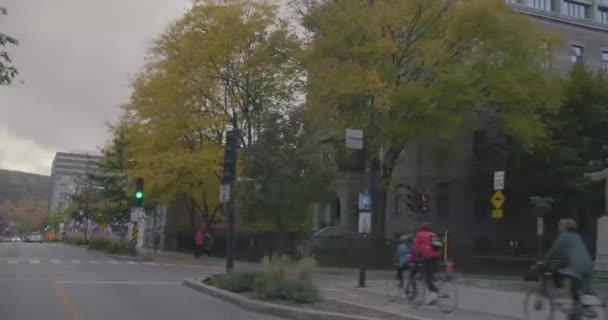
[394, 234, 413, 287]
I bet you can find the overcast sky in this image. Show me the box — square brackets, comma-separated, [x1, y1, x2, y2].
[0, 0, 192, 175]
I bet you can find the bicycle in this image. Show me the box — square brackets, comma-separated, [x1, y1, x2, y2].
[524, 261, 607, 320]
[404, 260, 458, 313]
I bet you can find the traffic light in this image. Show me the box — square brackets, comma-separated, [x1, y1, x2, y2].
[134, 177, 144, 207]
[419, 193, 429, 213]
[406, 185, 418, 212]
[405, 185, 429, 214]
[222, 130, 238, 184]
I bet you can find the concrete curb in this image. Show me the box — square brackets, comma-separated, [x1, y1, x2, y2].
[182, 278, 418, 320]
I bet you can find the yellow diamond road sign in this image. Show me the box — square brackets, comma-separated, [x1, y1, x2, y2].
[491, 191, 505, 209]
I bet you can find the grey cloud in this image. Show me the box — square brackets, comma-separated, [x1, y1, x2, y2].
[0, 0, 190, 163]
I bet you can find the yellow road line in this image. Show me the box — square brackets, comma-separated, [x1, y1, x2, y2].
[54, 282, 83, 320]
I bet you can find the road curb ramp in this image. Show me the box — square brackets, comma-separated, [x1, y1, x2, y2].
[182, 278, 420, 320]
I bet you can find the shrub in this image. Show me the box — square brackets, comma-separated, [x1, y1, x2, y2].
[210, 273, 256, 293]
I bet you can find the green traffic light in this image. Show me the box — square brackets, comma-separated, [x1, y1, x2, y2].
[135, 191, 143, 199]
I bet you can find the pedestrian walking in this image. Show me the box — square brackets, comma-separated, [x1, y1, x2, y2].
[194, 229, 204, 259]
[203, 232, 214, 258]
[153, 232, 160, 253]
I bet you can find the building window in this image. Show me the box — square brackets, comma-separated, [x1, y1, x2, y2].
[540, 42, 551, 69]
[571, 45, 584, 64]
[395, 184, 409, 216]
[601, 9, 608, 24]
[563, 1, 587, 19]
[436, 183, 451, 217]
[602, 51, 608, 74]
[533, 0, 551, 11]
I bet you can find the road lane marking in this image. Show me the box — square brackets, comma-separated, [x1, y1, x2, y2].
[29, 259, 40, 264]
[54, 283, 83, 320]
[57, 280, 180, 285]
[7, 260, 18, 264]
[70, 260, 80, 264]
[143, 262, 158, 266]
[126, 261, 138, 265]
[107, 260, 119, 264]
[50, 259, 61, 264]
[88, 260, 100, 264]
[162, 263, 174, 267]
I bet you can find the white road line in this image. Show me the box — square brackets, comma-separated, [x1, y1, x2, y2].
[162, 263, 174, 267]
[89, 260, 100, 264]
[107, 260, 119, 264]
[70, 260, 80, 264]
[57, 280, 180, 285]
[7, 260, 18, 264]
[29, 259, 40, 264]
[181, 264, 195, 268]
[126, 261, 138, 265]
[143, 262, 158, 266]
[50, 259, 61, 264]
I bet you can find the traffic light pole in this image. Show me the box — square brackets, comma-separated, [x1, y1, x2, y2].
[226, 183, 235, 272]
[222, 130, 238, 273]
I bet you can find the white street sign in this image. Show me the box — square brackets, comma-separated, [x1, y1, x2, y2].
[358, 212, 372, 234]
[493, 171, 505, 190]
[537, 217, 544, 236]
[345, 128, 364, 150]
[358, 193, 371, 211]
[130, 208, 138, 222]
[219, 184, 231, 203]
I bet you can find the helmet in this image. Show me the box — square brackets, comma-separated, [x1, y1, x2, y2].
[400, 234, 413, 242]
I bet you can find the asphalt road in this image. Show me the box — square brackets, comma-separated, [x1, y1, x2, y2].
[0, 242, 284, 320]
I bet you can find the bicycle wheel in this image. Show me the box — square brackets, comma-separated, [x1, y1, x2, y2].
[523, 289, 554, 320]
[405, 276, 426, 306]
[385, 280, 404, 302]
[435, 280, 458, 313]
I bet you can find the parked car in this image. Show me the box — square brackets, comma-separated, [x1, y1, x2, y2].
[10, 236, 21, 242]
[28, 232, 43, 243]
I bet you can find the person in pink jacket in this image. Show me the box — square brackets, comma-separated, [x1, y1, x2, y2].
[194, 229, 204, 259]
[409, 222, 441, 304]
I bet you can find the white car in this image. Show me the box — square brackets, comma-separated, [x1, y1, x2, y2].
[29, 233, 43, 243]
[10, 236, 21, 242]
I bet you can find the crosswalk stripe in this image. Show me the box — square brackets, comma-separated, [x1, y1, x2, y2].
[29, 259, 40, 264]
[89, 260, 100, 264]
[7, 260, 18, 264]
[70, 260, 80, 264]
[50, 259, 61, 264]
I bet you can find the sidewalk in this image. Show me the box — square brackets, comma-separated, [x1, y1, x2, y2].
[141, 250, 604, 320]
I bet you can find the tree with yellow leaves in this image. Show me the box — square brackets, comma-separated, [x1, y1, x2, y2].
[300, 0, 563, 236]
[121, 0, 302, 232]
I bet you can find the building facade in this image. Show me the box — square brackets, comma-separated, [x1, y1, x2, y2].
[48, 151, 103, 214]
[314, 1, 608, 269]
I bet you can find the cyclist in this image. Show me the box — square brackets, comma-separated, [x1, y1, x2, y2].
[543, 218, 593, 320]
[394, 234, 413, 288]
[409, 222, 442, 304]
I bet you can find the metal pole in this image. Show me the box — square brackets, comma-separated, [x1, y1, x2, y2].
[226, 183, 235, 272]
[358, 142, 371, 288]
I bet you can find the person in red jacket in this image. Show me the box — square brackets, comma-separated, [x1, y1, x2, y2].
[409, 222, 441, 304]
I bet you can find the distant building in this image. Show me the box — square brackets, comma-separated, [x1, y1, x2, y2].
[47, 151, 103, 214]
